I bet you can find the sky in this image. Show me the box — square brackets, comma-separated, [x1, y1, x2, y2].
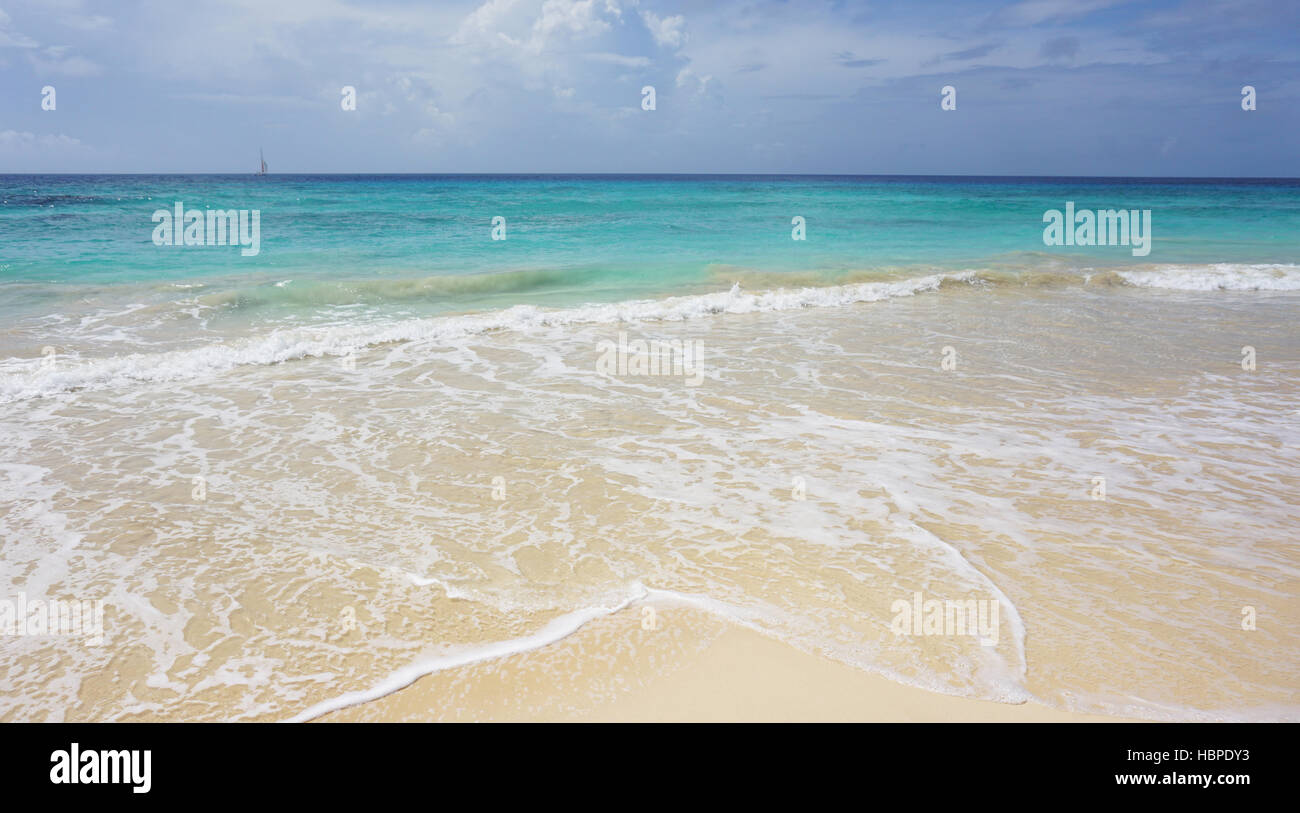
[0, 0, 1297, 175]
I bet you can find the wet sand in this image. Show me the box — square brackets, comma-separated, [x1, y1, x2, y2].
[316, 605, 1134, 722]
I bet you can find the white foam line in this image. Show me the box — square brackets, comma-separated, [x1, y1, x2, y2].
[287, 582, 1044, 724]
[283, 589, 647, 723]
[284, 584, 769, 723]
[648, 583, 1296, 720]
[2, 272, 975, 404]
[1117, 263, 1300, 291]
[642, 585, 1030, 703]
[900, 520, 1029, 681]
[640, 586, 769, 621]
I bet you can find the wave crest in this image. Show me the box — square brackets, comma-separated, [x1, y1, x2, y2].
[0, 271, 972, 403]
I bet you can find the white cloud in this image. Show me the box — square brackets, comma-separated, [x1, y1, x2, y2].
[0, 10, 39, 48]
[0, 130, 85, 151]
[456, 0, 624, 53]
[675, 66, 712, 94]
[455, 0, 527, 47]
[1, 9, 101, 75]
[534, 0, 619, 41]
[641, 10, 685, 49]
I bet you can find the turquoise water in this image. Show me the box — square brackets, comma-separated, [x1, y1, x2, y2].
[2, 174, 1299, 374]
[4, 175, 1299, 316]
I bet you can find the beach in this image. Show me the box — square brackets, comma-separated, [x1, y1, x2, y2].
[1, 175, 1298, 723]
[312, 605, 1134, 723]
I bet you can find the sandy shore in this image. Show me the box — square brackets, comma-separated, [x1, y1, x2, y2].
[578, 625, 1132, 723]
[315, 605, 1134, 723]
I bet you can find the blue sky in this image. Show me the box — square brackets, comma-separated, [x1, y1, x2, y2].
[1, 0, 1297, 175]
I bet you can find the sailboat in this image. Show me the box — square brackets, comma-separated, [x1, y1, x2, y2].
[256, 148, 268, 176]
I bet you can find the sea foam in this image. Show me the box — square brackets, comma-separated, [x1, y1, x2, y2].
[5, 262, 1299, 404]
[0, 272, 972, 403]
[1116, 263, 1300, 291]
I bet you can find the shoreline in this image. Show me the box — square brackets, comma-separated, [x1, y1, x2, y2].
[312, 605, 1138, 723]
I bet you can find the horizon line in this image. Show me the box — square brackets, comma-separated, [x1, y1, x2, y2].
[3, 172, 1300, 181]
